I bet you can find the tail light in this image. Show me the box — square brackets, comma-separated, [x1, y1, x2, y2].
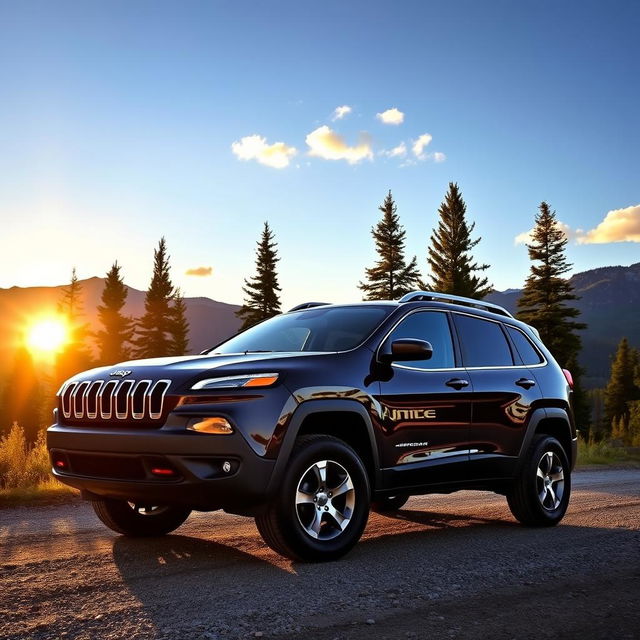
[562, 369, 574, 389]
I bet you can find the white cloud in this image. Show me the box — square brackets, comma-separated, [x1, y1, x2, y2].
[411, 133, 433, 159]
[432, 151, 446, 163]
[576, 204, 640, 244]
[231, 134, 297, 169]
[514, 220, 573, 245]
[332, 105, 352, 121]
[305, 125, 373, 164]
[381, 142, 407, 158]
[376, 107, 405, 125]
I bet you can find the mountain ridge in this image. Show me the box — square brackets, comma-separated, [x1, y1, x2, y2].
[1, 262, 638, 388]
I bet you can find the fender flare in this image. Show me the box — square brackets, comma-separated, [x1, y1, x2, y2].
[266, 399, 382, 495]
[516, 407, 575, 470]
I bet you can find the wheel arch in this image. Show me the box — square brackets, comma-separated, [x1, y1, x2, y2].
[266, 400, 381, 496]
[518, 407, 577, 470]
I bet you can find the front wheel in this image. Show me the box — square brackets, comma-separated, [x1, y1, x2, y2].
[92, 498, 191, 536]
[255, 435, 370, 562]
[507, 435, 571, 527]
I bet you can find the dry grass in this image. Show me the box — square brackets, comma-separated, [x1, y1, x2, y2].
[0, 423, 79, 508]
[577, 435, 640, 467]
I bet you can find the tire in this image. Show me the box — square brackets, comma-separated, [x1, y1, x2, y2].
[255, 435, 370, 562]
[371, 493, 410, 513]
[91, 498, 191, 536]
[507, 435, 571, 527]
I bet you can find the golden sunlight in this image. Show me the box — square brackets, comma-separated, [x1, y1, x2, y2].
[26, 318, 68, 354]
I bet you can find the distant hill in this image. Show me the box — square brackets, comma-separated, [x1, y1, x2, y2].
[1, 265, 638, 388]
[487, 262, 640, 388]
[0, 277, 242, 372]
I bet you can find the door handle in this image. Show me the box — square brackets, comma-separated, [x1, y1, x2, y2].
[446, 378, 469, 390]
[515, 378, 536, 389]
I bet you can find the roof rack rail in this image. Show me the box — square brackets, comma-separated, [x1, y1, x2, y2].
[398, 291, 513, 318]
[288, 302, 330, 312]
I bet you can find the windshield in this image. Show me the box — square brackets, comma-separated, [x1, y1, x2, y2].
[212, 305, 393, 353]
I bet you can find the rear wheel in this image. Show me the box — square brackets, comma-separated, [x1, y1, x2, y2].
[92, 498, 191, 536]
[255, 435, 370, 562]
[371, 493, 410, 512]
[507, 435, 571, 527]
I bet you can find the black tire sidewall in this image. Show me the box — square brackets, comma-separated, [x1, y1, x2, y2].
[275, 437, 370, 561]
[523, 436, 571, 524]
[93, 499, 191, 536]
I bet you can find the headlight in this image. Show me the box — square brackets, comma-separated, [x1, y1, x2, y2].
[191, 373, 279, 390]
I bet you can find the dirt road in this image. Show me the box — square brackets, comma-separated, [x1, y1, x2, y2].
[1, 469, 639, 640]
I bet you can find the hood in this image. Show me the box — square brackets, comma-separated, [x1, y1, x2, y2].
[65, 351, 334, 391]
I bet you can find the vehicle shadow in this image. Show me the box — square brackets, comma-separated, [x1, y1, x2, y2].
[109, 507, 639, 638]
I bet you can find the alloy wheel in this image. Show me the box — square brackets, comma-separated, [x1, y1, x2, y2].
[295, 459, 355, 540]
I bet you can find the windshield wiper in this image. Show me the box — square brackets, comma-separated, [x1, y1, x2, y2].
[243, 350, 275, 354]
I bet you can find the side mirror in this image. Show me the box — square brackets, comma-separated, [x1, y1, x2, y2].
[380, 338, 433, 363]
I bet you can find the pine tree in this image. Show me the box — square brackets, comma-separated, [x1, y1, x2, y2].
[0, 346, 41, 442]
[425, 182, 491, 298]
[359, 190, 420, 300]
[56, 268, 93, 384]
[517, 203, 586, 367]
[133, 238, 176, 358]
[95, 262, 134, 364]
[236, 222, 282, 330]
[170, 289, 190, 355]
[604, 338, 639, 437]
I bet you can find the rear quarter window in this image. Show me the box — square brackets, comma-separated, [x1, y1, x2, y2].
[506, 326, 544, 365]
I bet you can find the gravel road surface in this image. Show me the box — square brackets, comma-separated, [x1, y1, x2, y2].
[1, 469, 638, 640]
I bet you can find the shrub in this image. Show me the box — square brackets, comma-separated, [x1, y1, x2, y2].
[0, 422, 52, 489]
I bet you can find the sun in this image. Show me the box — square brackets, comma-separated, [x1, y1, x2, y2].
[26, 319, 69, 354]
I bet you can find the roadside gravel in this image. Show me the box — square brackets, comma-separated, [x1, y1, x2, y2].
[1, 469, 638, 640]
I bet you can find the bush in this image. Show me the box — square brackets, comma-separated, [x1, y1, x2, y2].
[0, 423, 52, 489]
[577, 433, 640, 466]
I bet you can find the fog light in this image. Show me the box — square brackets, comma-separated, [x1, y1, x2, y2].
[150, 467, 177, 477]
[54, 459, 67, 470]
[188, 417, 234, 434]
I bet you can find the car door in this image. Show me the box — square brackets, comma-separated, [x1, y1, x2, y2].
[375, 310, 473, 488]
[452, 313, 543, 479]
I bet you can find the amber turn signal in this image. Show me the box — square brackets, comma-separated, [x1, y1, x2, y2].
[188, 417, 234, 434]
[242, 375, 279, 387]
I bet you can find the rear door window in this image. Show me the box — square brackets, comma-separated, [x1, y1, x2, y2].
[454, 314, 513, 367]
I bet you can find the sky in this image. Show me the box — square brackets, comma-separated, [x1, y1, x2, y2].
[1, 0, 638, 309]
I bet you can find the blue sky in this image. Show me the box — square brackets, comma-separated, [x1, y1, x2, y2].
[1, 0, 638, 308]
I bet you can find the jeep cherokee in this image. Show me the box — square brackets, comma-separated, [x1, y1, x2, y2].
[47, 291, 578, 561]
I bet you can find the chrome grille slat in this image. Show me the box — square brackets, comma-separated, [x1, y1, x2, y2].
[57, 378, 172, 422]
[72, 382, 90, 418]
[131, 380, 152, 419]
[86, 381, 103, 418]
[115, 380, 135, 419]
[149, 380, 171, 419]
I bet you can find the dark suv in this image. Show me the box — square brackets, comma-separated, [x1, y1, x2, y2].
[48, 291, 577, 561]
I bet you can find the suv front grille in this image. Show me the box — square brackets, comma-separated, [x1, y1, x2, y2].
[59, 379, 172, 425]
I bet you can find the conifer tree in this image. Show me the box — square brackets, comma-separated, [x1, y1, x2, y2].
[0, 346, 41, 442]
[359, 190, 420, 300]
[517, 203, 586, 367]
[133, 238, 176, 358]
[425, 182, 491, 298]
[95, 262, 134, 364]
[604, 338, 639, 437]
[236, 222, 282, 330]
[170, 289, 190, 355]
[56, 268, 93, 384]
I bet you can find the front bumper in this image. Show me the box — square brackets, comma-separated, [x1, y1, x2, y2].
[47, 423, 275, 515]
